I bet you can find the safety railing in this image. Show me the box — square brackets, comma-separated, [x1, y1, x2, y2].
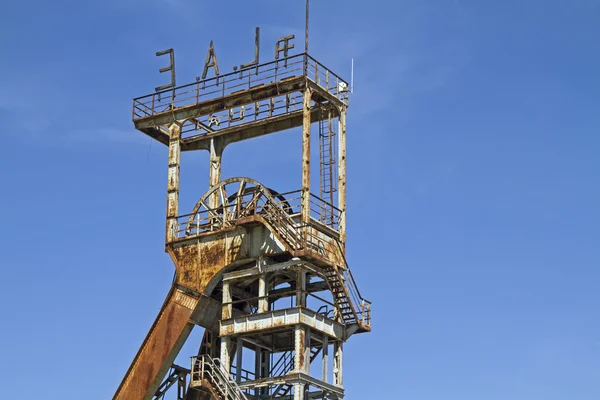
[229, 365, 255, 383]
[173, 188, 302, 250]
[133, 53, 349, 121]
[272, 190, 342, 231]
[175, 183, 369, 330]
[191, 355, 248, 400]
[334, 240, 371, 328]
[222, 288, 337, 320]
[269, 351, 294, 378]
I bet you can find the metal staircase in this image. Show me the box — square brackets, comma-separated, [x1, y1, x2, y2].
[190, 356, 248, 400]
[258, 193, 371, 332]
[256, 193, 303, 250]
[153, 364, 190, 400]
[324, 241, 371, 331]
[270, 347, 322, 398]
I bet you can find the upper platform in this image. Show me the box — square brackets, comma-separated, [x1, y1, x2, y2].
[132, 53, 349, 151]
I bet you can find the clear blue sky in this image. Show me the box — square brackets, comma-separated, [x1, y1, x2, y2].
[1, 0, 599, 399]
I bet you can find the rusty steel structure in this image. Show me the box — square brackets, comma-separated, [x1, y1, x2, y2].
[114, 35, 370, 400]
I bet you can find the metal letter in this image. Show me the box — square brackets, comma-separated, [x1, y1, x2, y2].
[229, 106, 245, 122]
[155, 48, 176, 92]
[240, 27, 260, 71]
[274, 35, 295, 60]
[201, 40, 220, 80]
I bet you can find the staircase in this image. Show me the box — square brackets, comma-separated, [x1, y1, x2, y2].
[190, 356, 248, 400]
[324, 241, 371, 331]
[324, 267, 356, 325]
[153, 364, 190, 400]
[270, 347, 322, 398]
[219, 180, 371, 333]
[253, 189, 303, 251]
[258, 190, 371, 332]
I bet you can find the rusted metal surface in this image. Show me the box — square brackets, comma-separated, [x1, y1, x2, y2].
[301, 88, 312, 228]
[113, 288, 198, 400]
[132, 54, 347, 142]
[166, 124, 181, 243]
[122, 41, 367, 399]
[219, 307, 344, 339]
[155, 49, 176, 92]
[179, 107, 326, 152]
[295, 326, 306, 372]
[337, 106, 347, 244]
[201, 41, 219, 81]
[208, 138, 223, 209]
[168, 233, 249, 295]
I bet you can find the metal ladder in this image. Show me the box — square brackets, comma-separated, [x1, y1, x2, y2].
[318, 110, 337, 227]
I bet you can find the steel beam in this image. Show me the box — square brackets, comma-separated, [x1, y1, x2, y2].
[166, 124, 181, 243]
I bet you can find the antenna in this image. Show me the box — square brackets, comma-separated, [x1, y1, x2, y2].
[305, 0, 309, 54]
[351, 58, 355, 93]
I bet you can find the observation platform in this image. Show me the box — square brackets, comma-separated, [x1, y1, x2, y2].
[131, 53, 349, 151]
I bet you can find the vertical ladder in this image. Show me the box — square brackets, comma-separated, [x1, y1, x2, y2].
[318, 109, 337, 227]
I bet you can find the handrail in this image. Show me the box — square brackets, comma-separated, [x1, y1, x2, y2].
[191, 355, 248, 400]
[176, 180, 369, 329]
[332, 238, 371, 327]
[132, 53, 349, 121]
[269, 351, 294, 377]
[133, 53, 347, 101]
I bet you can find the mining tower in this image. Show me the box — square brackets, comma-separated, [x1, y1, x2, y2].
[114, 22, 371, 400]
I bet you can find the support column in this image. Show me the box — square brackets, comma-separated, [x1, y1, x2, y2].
[294, 324, 309, 400]
[258, 274, 268, 313]
[254, 349, 261, 398]
[220, 337, 232, 375]
[301, 88, 312, 226]
[294, 325, 310, 373]
[322, 334, 329, 383]
[337, 106, 347, 244]
[235, 339, 243, 383]
[295, 269, 307, 307]
[222, 281, 232, 320]
[293, 383, 306, 400]
[166, 123, 181, 243]
[333, 341, 343, 387]
[259, 349, 271, 396]
[209, 137, 224, 209]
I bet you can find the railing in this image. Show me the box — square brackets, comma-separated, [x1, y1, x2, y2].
[174, 187, 302, 250]
[335, 240, 372, 328]
[175, 181, 369, 330]
[269, 351, 294, 378]
[174, 193, 341, 241]
[132, 53, 349, 121]
[191, 355, 248, 400]
[272, 190, 342, 231]
[222, 288, 338, 320]
[229, 366, 255, 383]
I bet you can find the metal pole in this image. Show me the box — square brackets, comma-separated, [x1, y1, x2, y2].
[305, 0, 309, 55]
[166, 123, 181, 243]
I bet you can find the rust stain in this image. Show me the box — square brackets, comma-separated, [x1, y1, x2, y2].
[114, 292, 194, 400]
[220, 324, 234, 336]
[172, 244, 199, 289]
[297, 329, 305, 371]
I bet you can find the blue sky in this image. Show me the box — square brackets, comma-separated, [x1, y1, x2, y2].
[1, 0, 599, 399]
